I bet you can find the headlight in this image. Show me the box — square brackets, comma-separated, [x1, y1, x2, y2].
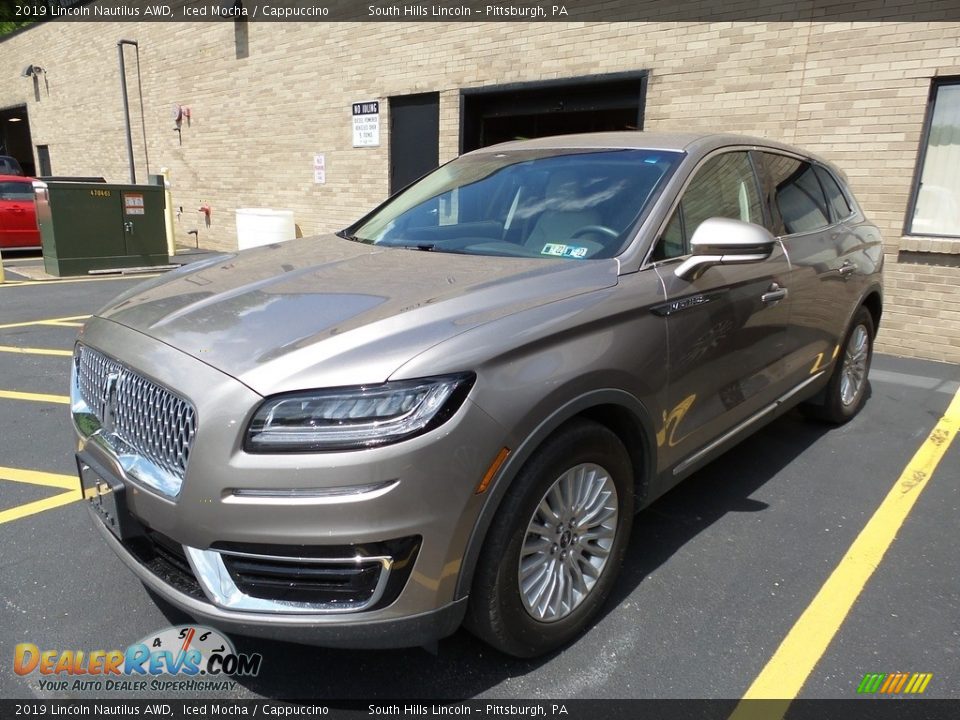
[244, 373, 475, 452]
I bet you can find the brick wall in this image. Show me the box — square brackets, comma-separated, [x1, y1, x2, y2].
[0, 20, 957, 362]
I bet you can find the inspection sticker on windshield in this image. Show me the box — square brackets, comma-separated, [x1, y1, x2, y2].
[541, 243, 589, 259]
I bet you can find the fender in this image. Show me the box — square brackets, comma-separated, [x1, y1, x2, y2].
[837, 281, 884, 352]
[454, 388, 658, 600]
[858, 282, 884, 325]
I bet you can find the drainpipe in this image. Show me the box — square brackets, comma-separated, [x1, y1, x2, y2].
[118, 39, 138, 183]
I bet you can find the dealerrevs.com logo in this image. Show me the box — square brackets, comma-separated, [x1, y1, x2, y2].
[14, 625, 262, 693]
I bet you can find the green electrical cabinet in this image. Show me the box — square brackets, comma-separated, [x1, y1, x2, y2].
[36, 181, 169, 277]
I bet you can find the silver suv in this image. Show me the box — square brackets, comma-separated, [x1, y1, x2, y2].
[71, 133, 883, 657]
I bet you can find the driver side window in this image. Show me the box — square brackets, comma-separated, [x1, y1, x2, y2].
[653, 151, 763, 260]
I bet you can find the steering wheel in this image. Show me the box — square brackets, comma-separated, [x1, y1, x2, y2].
[570, 225, 619, 239]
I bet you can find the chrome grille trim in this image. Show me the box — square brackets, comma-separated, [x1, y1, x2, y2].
[73, 344, 197, 495]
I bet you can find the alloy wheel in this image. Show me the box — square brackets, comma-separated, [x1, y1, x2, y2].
[518, 462, 618, 622]
[840, 324, 869, 407]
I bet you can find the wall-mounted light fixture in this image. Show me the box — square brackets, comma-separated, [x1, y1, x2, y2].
[21, 64, 48, 101]
[172, 104, 192, 145]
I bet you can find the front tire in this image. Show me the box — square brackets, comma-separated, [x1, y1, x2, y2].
[465, 419, 634, 657]
[804, 306, 874, 424]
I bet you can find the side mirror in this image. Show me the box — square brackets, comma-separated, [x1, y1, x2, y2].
[674, 217, 776, 281]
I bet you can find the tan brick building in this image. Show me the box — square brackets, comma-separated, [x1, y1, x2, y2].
[0, 18, 958, 361]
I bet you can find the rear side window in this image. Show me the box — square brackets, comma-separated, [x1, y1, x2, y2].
[814, 165, 852, 221]
[761, 153, 831, 235]
[0, 181, 33, 201]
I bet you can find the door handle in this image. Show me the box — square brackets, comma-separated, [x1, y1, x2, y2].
[761, 283, 788, 303]
[838, 262, 856, 276]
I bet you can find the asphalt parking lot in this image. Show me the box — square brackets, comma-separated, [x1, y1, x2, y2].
[0, 257, 957, 704]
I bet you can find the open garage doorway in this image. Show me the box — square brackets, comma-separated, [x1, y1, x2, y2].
[0, 105, 35, 176]
[460, 71, 648, 153]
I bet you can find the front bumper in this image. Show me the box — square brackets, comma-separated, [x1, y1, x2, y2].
[87, 506, 467, 648]
[72, 318, 506, 647]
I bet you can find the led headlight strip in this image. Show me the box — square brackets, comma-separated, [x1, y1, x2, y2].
[244, 373, 475, 453]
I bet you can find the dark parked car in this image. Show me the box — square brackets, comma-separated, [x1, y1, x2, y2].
[71, 133, 882, 657]
[0, 155, 24, 176]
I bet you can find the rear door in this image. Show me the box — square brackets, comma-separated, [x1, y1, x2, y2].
[0, 179, 39, 248]
[651, 150, 793, 471]
[754, 152, 852, 382]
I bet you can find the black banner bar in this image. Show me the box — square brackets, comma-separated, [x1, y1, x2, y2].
[1, 0, 960, 23]
[1, 700, 958, 720]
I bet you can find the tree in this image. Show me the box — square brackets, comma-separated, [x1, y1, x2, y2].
[0, 0, 43, 37]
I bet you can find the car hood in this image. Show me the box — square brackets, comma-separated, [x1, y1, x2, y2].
[97, 235, 619, 395]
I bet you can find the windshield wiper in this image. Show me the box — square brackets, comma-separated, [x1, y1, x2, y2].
[337, 230, 376, 245]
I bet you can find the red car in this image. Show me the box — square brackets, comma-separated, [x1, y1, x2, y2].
[0, 175, 40, 249]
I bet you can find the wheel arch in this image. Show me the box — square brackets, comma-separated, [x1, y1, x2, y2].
[454, 389, 657, 600]
[861, 287, 883, 333]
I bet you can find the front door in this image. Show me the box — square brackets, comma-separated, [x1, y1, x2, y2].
[0, 178, 39, 248]
[650, 151, 793, 471]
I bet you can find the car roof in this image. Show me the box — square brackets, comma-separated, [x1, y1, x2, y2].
[470, 131, 822, 162]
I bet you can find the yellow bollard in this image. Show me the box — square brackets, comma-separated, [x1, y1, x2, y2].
[160, 167, 175, 257]
[0, 245, 5, 284]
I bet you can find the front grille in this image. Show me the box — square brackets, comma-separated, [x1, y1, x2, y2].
[75, 344, 197, 483]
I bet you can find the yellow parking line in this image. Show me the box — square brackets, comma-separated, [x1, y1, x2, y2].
[729, 386, 960, 717]
[0, 389, 70, 404]
[0, 466, 78, 491]
[43, 321, 84, 328]
[0, 489, 82, 526]
[0, 344, 73, 357]
[0, 315, 89, 330]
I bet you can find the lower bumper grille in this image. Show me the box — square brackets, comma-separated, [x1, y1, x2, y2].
[222, 556, 382, 605]
[212, 537, 421, 611]
[115, 519, 420, 614]
[122, 529, 206, 601]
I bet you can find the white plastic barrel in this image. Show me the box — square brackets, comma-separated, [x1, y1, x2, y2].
[235, 208, 296, 250]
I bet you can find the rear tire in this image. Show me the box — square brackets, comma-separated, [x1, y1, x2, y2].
[802, 306, 874, 424]
[465, 418, 634, 658]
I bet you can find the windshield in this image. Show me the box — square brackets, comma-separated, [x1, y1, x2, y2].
[345, 148, 682, 260]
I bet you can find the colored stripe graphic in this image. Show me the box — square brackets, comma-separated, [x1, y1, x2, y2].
[858, 672, 932, 694]
[856, 673, 885, 693]
[728, 386, 959, 720]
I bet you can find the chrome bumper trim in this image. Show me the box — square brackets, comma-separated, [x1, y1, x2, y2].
[184, 546, 393, 615]
[222, 479, 400, 505]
